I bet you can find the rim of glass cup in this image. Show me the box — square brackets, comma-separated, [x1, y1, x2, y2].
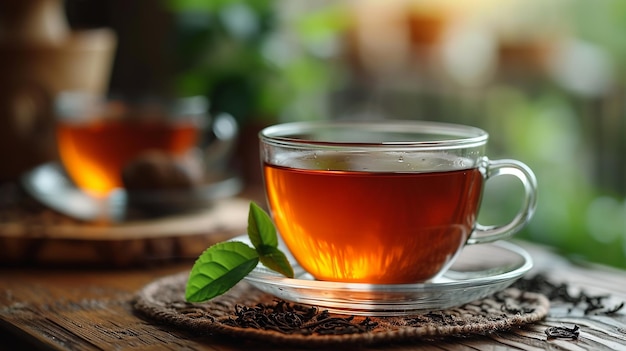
[259, 120, 488, 151]
[54, 91, 209, 126]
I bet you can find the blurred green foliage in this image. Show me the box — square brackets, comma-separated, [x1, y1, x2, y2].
[164, 0, 349, 124]
[571, 0, 626, 74]
[478, 85, 626, 268]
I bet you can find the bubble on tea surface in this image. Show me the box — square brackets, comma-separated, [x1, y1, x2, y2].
[355, 152, 470, 172]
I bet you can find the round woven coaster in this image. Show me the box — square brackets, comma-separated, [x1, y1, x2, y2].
[134, 272, 549, 347]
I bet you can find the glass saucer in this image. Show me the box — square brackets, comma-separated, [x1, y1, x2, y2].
[21, 162, 242, 222]
[237, 235, 533, 316]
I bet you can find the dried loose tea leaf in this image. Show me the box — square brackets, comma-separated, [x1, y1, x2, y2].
[513, 274, 625, 315]
[545, 325, 580, 340]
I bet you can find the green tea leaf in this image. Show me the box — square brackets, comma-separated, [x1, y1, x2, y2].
[185, 241, 259, 302]
[258, 245, 295, 278]
[185, 202, 294, 303]
[247, 202, 278, 249]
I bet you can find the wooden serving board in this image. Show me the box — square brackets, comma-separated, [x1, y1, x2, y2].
[0, 196, 250, 267]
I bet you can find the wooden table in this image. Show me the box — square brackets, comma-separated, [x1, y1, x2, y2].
[1, 216, 626, 350]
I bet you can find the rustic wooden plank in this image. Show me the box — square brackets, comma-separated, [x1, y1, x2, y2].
[0, 197, 249, 267]
[1, 241, 625, 351]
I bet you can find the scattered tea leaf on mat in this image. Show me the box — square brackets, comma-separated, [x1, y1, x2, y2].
[545, 325, 580, 340]
[186, 201, 294, 302]
[186, 241, 259, 302]
[513, 274, 625, 315]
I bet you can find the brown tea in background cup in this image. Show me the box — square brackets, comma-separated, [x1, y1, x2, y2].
[55, 93, 206, 197]
[259, 120, 537, 284]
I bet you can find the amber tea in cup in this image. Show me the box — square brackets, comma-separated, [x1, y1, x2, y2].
[55, 93, 205, 196]
[260, 121, 537, 284]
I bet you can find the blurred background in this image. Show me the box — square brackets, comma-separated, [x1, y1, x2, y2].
[2, 0, 625, 267]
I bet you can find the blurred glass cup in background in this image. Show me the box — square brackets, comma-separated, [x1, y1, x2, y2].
[54, 92, 237, 201]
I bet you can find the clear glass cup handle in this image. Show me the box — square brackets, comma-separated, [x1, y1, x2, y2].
[467, 158, 538, 245]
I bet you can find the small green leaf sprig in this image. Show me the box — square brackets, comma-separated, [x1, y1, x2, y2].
[185, 202, 294, 302]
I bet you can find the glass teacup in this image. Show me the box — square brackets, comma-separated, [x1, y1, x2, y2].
[259, 120, 537, 284]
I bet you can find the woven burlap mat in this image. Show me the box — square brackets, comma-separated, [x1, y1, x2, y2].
[133, 272, 549, 347]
